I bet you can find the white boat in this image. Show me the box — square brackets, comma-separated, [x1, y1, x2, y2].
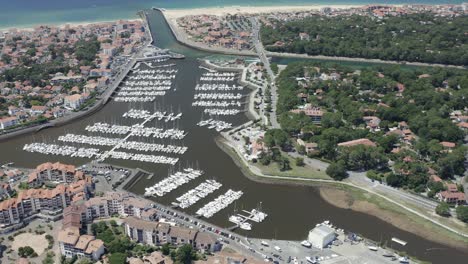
[392, 237, 407, 246]
[228, 215, 243, 225]
[240, 222, 252, 231]
[368, 246, 378, 251]
[301, 240, 312, 248]
[399, 257, 410, 263]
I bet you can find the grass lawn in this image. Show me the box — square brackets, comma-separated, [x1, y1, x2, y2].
[335, 184, 468, 245]
[253, 153, 330, 180]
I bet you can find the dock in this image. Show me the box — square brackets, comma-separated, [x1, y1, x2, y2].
[228, 207, 268, 231]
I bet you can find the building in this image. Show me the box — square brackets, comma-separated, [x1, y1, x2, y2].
[58, 226, 105, 260]
[290, 106, 323, 124]
[0, 183, 13, 201]
[0, 180, 91, 226]
[297, 139, 318, 155]
[299, 32, 310, 41]
[337, 138, 376, 148]
[28, 162, 87, 187]
[128, 251, 172, 264]
[437, 184, 466, 204]
[64, 94, 86, 110]
[50, 74, 83, 85]
[307, 225, 336, 249]
[123, 217, 221, 253]
[63, 192, 158, 224]
[123, 216, 171, 246]
[0, 116, 18, 129]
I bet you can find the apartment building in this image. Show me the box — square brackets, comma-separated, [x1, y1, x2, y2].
[28, 162, 88, 187]
[0, 180, 91, 226]
[58, 226, 105, 260]
[123, 217, 221, 253]
[64, 192, 158, 225]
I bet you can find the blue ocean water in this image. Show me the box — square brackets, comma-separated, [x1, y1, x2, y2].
[0, 0, 464, 29]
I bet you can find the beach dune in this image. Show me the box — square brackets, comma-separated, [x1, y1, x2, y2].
[163, 5, 362, 19]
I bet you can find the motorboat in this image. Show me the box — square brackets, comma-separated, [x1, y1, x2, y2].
[301, 240, 312, 248]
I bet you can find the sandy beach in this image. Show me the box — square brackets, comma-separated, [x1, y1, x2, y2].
[0, 19, 142, 33]
[163, 5, 362, 19]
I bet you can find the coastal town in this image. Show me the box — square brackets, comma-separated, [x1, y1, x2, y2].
[167, 4, 467, 56]
[0, 20, 147, 132]
[0, 2, 467, 264]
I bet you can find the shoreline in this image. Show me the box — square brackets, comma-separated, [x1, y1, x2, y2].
[319, 186, 468, 252]
[0, 18, 142, 32]
[162, 4, 363, 19]
[159, 7, 466, 69]
[0, 14, 150, 141]
[213, 136, 468, 248]
[0, 3, 379, 31]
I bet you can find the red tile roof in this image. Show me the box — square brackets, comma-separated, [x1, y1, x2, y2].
[338, 138, 376, 147]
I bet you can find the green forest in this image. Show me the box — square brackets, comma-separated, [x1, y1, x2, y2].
[268, 61, 467, 192]
[260, 14, 468, 66]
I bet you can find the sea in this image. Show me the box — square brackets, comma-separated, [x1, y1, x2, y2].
[0, 0, 464, 29]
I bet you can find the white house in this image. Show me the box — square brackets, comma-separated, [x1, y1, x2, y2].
[307, 225, 336, 249]
[64, 94, 85, 110]
[0, 116, 18, 129]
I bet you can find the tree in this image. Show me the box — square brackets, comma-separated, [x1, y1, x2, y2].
[42, 251, 55, 264]
[108, 238, 132, 253]
[1, 54, 11, 64]
[326, 161, 348, 181]
[18, 246, 36, 257]
[385, 173, 405, 187]
[366, 170, 382, 182]
[295, 157, 305, 166]
[110, 219, 118, 227]
[339, 145, 388, 171]
[435, 202, 451, 217]
[456, 206, 468, 223]
[271, 63, 279, 74]
[176, 244, 194, 264]
[75, 258, 93, 264]
[264, 129, 289, 149]
[278, 156, 291, 171]
[427, 181, 446, 198]
[297, 145, 306, 155]
[437, 148, 466, 179]
[109, 252, 127, 264]
[162, 243, 171, 255]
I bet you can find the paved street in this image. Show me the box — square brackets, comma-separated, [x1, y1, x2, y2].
[250, 17, 280, 129]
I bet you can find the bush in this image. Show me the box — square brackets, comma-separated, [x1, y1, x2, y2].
[456, 206, 468, 223]
[42, 251, 55, 264]
[18, 246, 36, 257]
[109, 252, 127, 264]
[295, 157, 305, 167]
[162, 243, 171, 255]
[366, 170, 382, 182]
[435, 202, 451, 217]
[46, 234, 54, 249]
[277, 156, 291, 171]
[326, 161, 348, 181]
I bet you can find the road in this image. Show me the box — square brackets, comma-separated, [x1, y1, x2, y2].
[288, 150, 440, 212]
[221, 132, 468, 239]
[346, 172, 440, 211]
[250, 17, 280, 129]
